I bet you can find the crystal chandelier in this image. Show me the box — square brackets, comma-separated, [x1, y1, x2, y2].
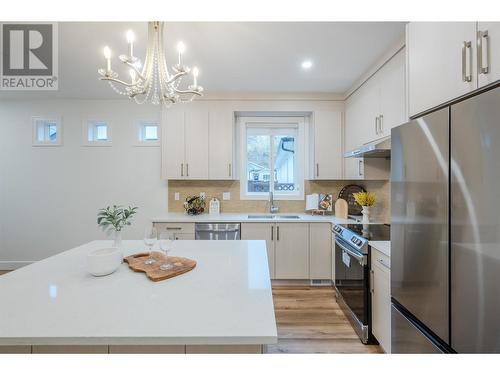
[98, 21, 203, 106]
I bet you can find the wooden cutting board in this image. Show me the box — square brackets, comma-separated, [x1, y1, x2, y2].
[335, 198, 349, 219]
[124, 252, 196, 282]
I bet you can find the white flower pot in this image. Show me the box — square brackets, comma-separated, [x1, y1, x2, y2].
[86, 247, 123, 277]
[361, 206, 371, 223]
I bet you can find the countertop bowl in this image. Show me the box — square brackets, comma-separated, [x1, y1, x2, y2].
[86, 247, 122, 276]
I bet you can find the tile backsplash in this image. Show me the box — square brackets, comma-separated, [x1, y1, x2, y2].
[168, 179, 390, 223]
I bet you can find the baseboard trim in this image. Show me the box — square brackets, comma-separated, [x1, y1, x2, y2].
[0, 261, 33, 270]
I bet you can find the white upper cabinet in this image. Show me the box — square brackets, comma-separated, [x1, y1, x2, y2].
[184, 104, 209, 179]
[345, 48, 406, 153]
[378, 48, 406, 137]
[408, 22, 477, 117]
[311, 110, 342, 180]
[477, 22, 500, 88]
[162, 106, 185, 179]
[162, 103, 209, 180]
[209, 104, 234, 180]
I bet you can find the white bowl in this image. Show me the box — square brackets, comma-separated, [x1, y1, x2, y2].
[86, 247, 123, 276]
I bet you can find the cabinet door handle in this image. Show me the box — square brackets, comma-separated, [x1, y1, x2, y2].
[316, 163, 319, 178]
[379, 115, 383, 134]
[186, 163, 189, 177]
[370, 269, 374, 293]
[271, 225, 274, 241]
[462, 41, 472, 82]
[375, 116, 379, 135]
[358, 160, 363, 177]
[477, 30, 489, 74]
[181, 163, 184, 177]
[277, 226, 280, 241]
[377, 258, 390, 270]
[228, 163, 232, 177]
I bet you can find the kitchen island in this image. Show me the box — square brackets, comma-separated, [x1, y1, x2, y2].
[0, 240, 277, 353]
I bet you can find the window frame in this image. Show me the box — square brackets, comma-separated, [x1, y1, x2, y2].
[134, 120, 161, 147]
[83, 119, 112, 146]
[32, 116, 62, 146]
[238, 116, 305, 201]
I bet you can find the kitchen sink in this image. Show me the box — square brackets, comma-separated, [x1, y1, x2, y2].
[277, 215, 300, 219]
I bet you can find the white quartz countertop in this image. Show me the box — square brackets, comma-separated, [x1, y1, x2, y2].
[0, 240, 277, 346]
[151, 212, 365, 224]
[369, 241, 391, 257]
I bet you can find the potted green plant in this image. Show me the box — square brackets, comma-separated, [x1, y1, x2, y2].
[97, 205, 138, 247]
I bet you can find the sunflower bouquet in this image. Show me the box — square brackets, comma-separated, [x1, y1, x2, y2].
[352, 191, 376, 207]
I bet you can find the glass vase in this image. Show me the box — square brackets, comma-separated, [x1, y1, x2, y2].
[113, 230, 122, 248]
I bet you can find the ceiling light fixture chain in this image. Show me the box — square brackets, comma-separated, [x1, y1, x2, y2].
[98, 21, 203, 106]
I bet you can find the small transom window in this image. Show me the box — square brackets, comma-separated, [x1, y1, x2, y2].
[84, 120, 112, 146]
[32, 117, 62, 146]
[136, 121, 160, 146]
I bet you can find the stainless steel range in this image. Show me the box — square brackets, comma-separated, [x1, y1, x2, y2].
[333, 223, 390, 343]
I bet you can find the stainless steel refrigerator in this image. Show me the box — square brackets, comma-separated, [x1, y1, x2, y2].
[391, 85, 500, 353]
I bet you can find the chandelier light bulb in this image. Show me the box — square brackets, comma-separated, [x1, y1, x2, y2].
[126, 30, 135, 43]
[177, 41, 186, 54]
[103, 46, 111, 59]
[129, 69, 137, 82]
[192, 66, 199, 87]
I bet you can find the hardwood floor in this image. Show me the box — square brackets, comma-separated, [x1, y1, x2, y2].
[266, 286, 382, 354]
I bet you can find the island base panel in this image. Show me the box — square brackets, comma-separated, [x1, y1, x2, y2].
[32, 345, 108, 354]
[0, 344, 263, 354]
[109, 345, 185, 354]
[0, 345, 31, 354]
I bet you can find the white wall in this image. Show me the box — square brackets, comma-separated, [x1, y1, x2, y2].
[0, 100, 166, 267]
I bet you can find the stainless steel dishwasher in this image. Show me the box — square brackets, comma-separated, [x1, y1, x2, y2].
[195, 223, 241, 240]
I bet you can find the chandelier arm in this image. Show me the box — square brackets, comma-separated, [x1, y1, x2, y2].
[173, 88, 203, 96]
[122, 60, 146, 81]
[99, 76, 137, 87]
[166, 71, 188, 84]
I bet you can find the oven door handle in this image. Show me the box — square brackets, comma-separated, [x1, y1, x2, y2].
[335, 237, 366, 266]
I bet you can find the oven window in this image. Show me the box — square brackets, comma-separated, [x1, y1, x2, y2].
[335, 242, 369, 325]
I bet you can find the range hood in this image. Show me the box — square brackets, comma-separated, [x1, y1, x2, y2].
[344, 136, 391, 158]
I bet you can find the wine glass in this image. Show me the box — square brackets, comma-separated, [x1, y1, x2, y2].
[144, 227, 157, 265]
[159, 232, 175, 271]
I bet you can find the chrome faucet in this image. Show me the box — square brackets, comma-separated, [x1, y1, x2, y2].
[269, 191, 279, 214]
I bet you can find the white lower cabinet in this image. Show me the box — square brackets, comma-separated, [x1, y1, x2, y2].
[152, 223, 195, 240]
[309, 223, 332, 279]
[275, 223, 309, 279]
[241, 222, 275, 278]
[371, 248, 391, 353]
[242, 222, 332, 280]
[157, 221, 332, 281]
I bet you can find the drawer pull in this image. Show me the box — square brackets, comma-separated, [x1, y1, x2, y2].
[377, 258, 390, 270]
[166, 227, 182, 231]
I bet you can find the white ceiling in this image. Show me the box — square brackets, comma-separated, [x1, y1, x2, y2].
[0, 22, 406, 99]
